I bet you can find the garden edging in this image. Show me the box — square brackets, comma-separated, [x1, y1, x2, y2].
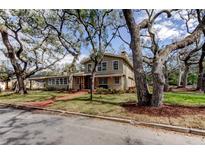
[1, 103, 205, 136]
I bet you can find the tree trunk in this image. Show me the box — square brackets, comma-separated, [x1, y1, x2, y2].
[123, 9, 151, 106]
[164, 77, 169, 92]
[0, 27, 27, 95]
[164, 63, 169, 92]
[151, 61, 165, 107]
[5, 80, 9, 90]
[182, 65, 189, 88]
[178, 67, 183, 87]
[16, 75, 27, 94]
[90, 72, 95, 100]
[197, 47, 205, 91]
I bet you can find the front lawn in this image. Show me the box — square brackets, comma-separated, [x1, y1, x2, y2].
[0, 91, 67, 105]
[48, 93, 136, 115]
[1, 91, 205, 129]
[48, 92, 205, 129]
[164, 92, 205, 106]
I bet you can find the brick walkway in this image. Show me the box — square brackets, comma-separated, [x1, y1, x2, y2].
[24, 91, 88, 107]
[55, 91, 87, 101]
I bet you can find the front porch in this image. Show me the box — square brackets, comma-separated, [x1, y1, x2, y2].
[72, 74, 125, 91]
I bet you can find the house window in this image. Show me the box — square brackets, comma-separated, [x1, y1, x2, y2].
[56, 78, 60, 85]
[97, 63, 101, 71]
[113, 60, 119, 70]
[60, 78, 63, 85]
[64, 78, 68, 84]
[52, 79, 55, 85]
[87, 64, 92, 72]
[99, 78, 108, 85]
[114, 77, 120, 84]
[102, 62, 107, 71]
[48, 79, 52, 85]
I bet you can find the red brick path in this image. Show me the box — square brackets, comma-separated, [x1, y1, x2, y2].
[24, 91, 88, 107]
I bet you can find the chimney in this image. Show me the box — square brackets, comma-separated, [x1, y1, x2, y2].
[120, 51, 128, 58]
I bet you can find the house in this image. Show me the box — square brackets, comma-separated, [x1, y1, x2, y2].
[76, 51, 135, 91]
[0, 80, 6, 91]
[1, 51, 135, 91]
[0, 79, 12, 91]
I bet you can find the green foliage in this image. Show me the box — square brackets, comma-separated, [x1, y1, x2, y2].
[0, 9, 82, 83]
[188, 73, 198, 85]
[168, 72, 178, 85]
[95, 88, 125, 94]
[0, 65, 12, 82]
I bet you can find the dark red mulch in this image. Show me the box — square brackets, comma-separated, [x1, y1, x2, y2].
[122, 102, 205, 117]
[171, 87, 203, 93]
[24, 100, 54, 107]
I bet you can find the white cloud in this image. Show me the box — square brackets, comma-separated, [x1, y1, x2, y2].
[151, 10, 199, 42]
[56, 53, 88, 65]
[154, 19, 187, 41]
[0, 52, 7, 61]
[155, 26, 181, 40]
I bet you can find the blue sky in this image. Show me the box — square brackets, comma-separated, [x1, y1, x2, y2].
[75, 10, 198, 63]
[0, 10, 199, 66]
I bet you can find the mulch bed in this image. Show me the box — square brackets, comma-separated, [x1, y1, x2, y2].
[25, 100, 54, 107]
[122, 102, 205, 117]
[55, 91, 87, 101]
[23, 91, 88, 107]
[170, 87, 203, 93]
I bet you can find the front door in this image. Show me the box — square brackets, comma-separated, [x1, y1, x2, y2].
[84, 75, 91, 89]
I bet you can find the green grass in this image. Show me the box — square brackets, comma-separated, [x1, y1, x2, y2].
[0, 91, 66, 105]
[47, 92, 205, 129]
[49, 93, 136, 116]
[48, 92, 205, 116]
[164, 92, 205, 106]
[1, 90, 205, 107]
[1, 91, 205, 129]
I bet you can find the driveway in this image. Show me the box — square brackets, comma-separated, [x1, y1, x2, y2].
[0, 107, 205, 145]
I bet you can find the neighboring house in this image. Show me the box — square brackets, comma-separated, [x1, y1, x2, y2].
[0, 79, 13, 91]
[0, 80, 5, 91]
[0, 51, 135, 91]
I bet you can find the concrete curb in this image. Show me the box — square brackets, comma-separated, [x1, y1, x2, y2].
[1, 103, 205, 136]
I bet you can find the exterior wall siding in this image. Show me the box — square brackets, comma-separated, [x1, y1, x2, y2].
[94, 76, 123, 90]
[122, 61, 135, 90]
[82, 55, 135, 91]
[84, 56, 124, 75]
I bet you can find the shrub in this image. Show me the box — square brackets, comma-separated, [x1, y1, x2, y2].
[96, 88, 110, 94]
[45, 87, 57, 91]
[126, 87, 136, 93]
[95, 88, 125, 94]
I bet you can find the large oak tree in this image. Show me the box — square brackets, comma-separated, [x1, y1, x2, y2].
[0, 10, 80, 94]
[123, 9, 205, 106]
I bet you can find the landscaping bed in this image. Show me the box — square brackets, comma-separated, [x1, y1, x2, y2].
[122, 103, 205, 117]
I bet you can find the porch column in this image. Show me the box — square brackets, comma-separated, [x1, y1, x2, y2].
[30, 80, 32, 90]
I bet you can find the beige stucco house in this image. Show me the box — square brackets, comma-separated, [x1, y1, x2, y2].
[1, 51, 135, 91]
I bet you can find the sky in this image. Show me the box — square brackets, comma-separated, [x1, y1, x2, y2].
[0, 9, 199, 67]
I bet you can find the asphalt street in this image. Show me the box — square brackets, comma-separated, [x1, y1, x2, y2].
[0, 107, 205, 145]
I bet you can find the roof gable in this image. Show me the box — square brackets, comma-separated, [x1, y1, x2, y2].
[81, 53, 133, 69]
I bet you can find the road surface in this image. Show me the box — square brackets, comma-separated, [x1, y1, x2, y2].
[0, 107, 205, 144]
